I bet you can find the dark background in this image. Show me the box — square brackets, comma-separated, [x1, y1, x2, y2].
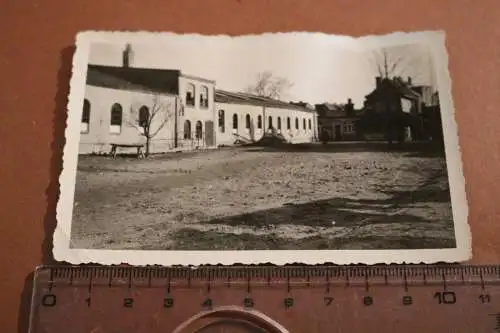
[1, 1, 499, 332]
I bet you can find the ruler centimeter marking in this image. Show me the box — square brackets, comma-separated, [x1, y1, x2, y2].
[30, 265, 500, 333]
[34, 264, 500, 293]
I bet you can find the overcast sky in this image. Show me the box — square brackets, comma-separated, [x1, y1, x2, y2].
[88, 33, 436, 108]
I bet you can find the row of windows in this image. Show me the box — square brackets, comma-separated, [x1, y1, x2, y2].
[185, 83, 209, 108]
[82, 99, 206, 141]
[183, 120, 203, 140]
[81, 100, 313, 137]
[217, 110, 312, 133]
[81, 100, 150, 134]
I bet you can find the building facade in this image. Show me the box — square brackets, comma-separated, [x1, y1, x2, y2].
[316, 99, 360, 142]
[79, 44, 318, 155]
[420, 90, 444, 144]
[80, 83, 179, 154]
[358, 76, 426, 142]
[80, 63, 216, 154]
[215, 91, 318, 146]
[177, 75, 216, 150]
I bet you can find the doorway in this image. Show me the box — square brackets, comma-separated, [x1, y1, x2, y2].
[334, 125, 342, 141]
[205, 120, 215, 146]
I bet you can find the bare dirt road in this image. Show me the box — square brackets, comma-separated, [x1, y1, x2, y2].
[70, 146, 455, 251]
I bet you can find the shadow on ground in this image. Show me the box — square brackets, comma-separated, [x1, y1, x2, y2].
[163, 170, 455, 251]
[202, 197, 431, 228]
[204, 168, 451, 228]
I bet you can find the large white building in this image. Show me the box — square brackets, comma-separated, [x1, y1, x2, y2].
[79, 46, 318, 155]
[215, 90, 318, 146]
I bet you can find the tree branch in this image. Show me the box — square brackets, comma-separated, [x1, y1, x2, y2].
[371, 45, 429, 82]
[126, 94, 173, 139]
[246, 71, 293, 99]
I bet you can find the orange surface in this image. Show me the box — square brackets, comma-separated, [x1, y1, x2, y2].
[1, 1, 499, 332]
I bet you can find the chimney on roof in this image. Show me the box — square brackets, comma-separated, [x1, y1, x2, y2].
[123, 43, 132, 68]
[407, 76, 412, 86]
[346, 98, 354, 116]
[375, 76, 382, 88]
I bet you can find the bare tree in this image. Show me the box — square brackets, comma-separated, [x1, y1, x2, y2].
[363, 45, 433, 145]
[371, 45, 429, 81]
[127, 94, 174, 157]
[245, 71, 293, 99]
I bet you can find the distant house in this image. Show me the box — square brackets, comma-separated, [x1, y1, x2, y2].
[359, 76, 426, 142]
[412, 84, 435, 107]
[431, 90, 440, 106]
[420, 90, 444, 145]
[315, 98, 361, 141]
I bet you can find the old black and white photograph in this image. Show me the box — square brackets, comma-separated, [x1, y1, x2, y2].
[54, 31, 470, 265]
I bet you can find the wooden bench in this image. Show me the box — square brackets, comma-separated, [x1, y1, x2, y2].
[109, 143, 145, 159]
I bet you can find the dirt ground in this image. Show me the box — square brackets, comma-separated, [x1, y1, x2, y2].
[69, 146, 456, 251]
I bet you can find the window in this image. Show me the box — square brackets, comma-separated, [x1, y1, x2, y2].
[218, 110, 225, 133]
[195, 121, 203, 140]
[277, 117, 282, 130]
[81, 99, 90, 134]
[308, 118, 312, 130]
[184, 120, 192, 139]
[287, 117, 291, 129]
[110, 103, 123, 134]
[232, 113, 238, 130]
[186, 83, 195, 106]
[295, 117, 299, 130]
[257, 115, 262, 129]
[303, 118, 306, 130]
[343, 122, 354, 133]
[138, 106, 149, 130]
[268, 116, 273, 129]
[245, 114, 251, 129]
[200, 85, 209, 108]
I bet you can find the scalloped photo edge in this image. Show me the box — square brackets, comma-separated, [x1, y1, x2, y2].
[53, 30, 471, 266]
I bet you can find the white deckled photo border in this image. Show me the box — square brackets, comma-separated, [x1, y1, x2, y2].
[53, 30, 471, 266]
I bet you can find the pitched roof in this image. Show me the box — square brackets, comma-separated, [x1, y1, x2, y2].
[290, 101, 315, 110]
[392, 77, 421, 99]
[316, 102, 344, 112]
[86, 65, 181, 94]
[215, 90, 315, 112]
[315, 103, 360, 118]
[365, 77, 422, 101]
